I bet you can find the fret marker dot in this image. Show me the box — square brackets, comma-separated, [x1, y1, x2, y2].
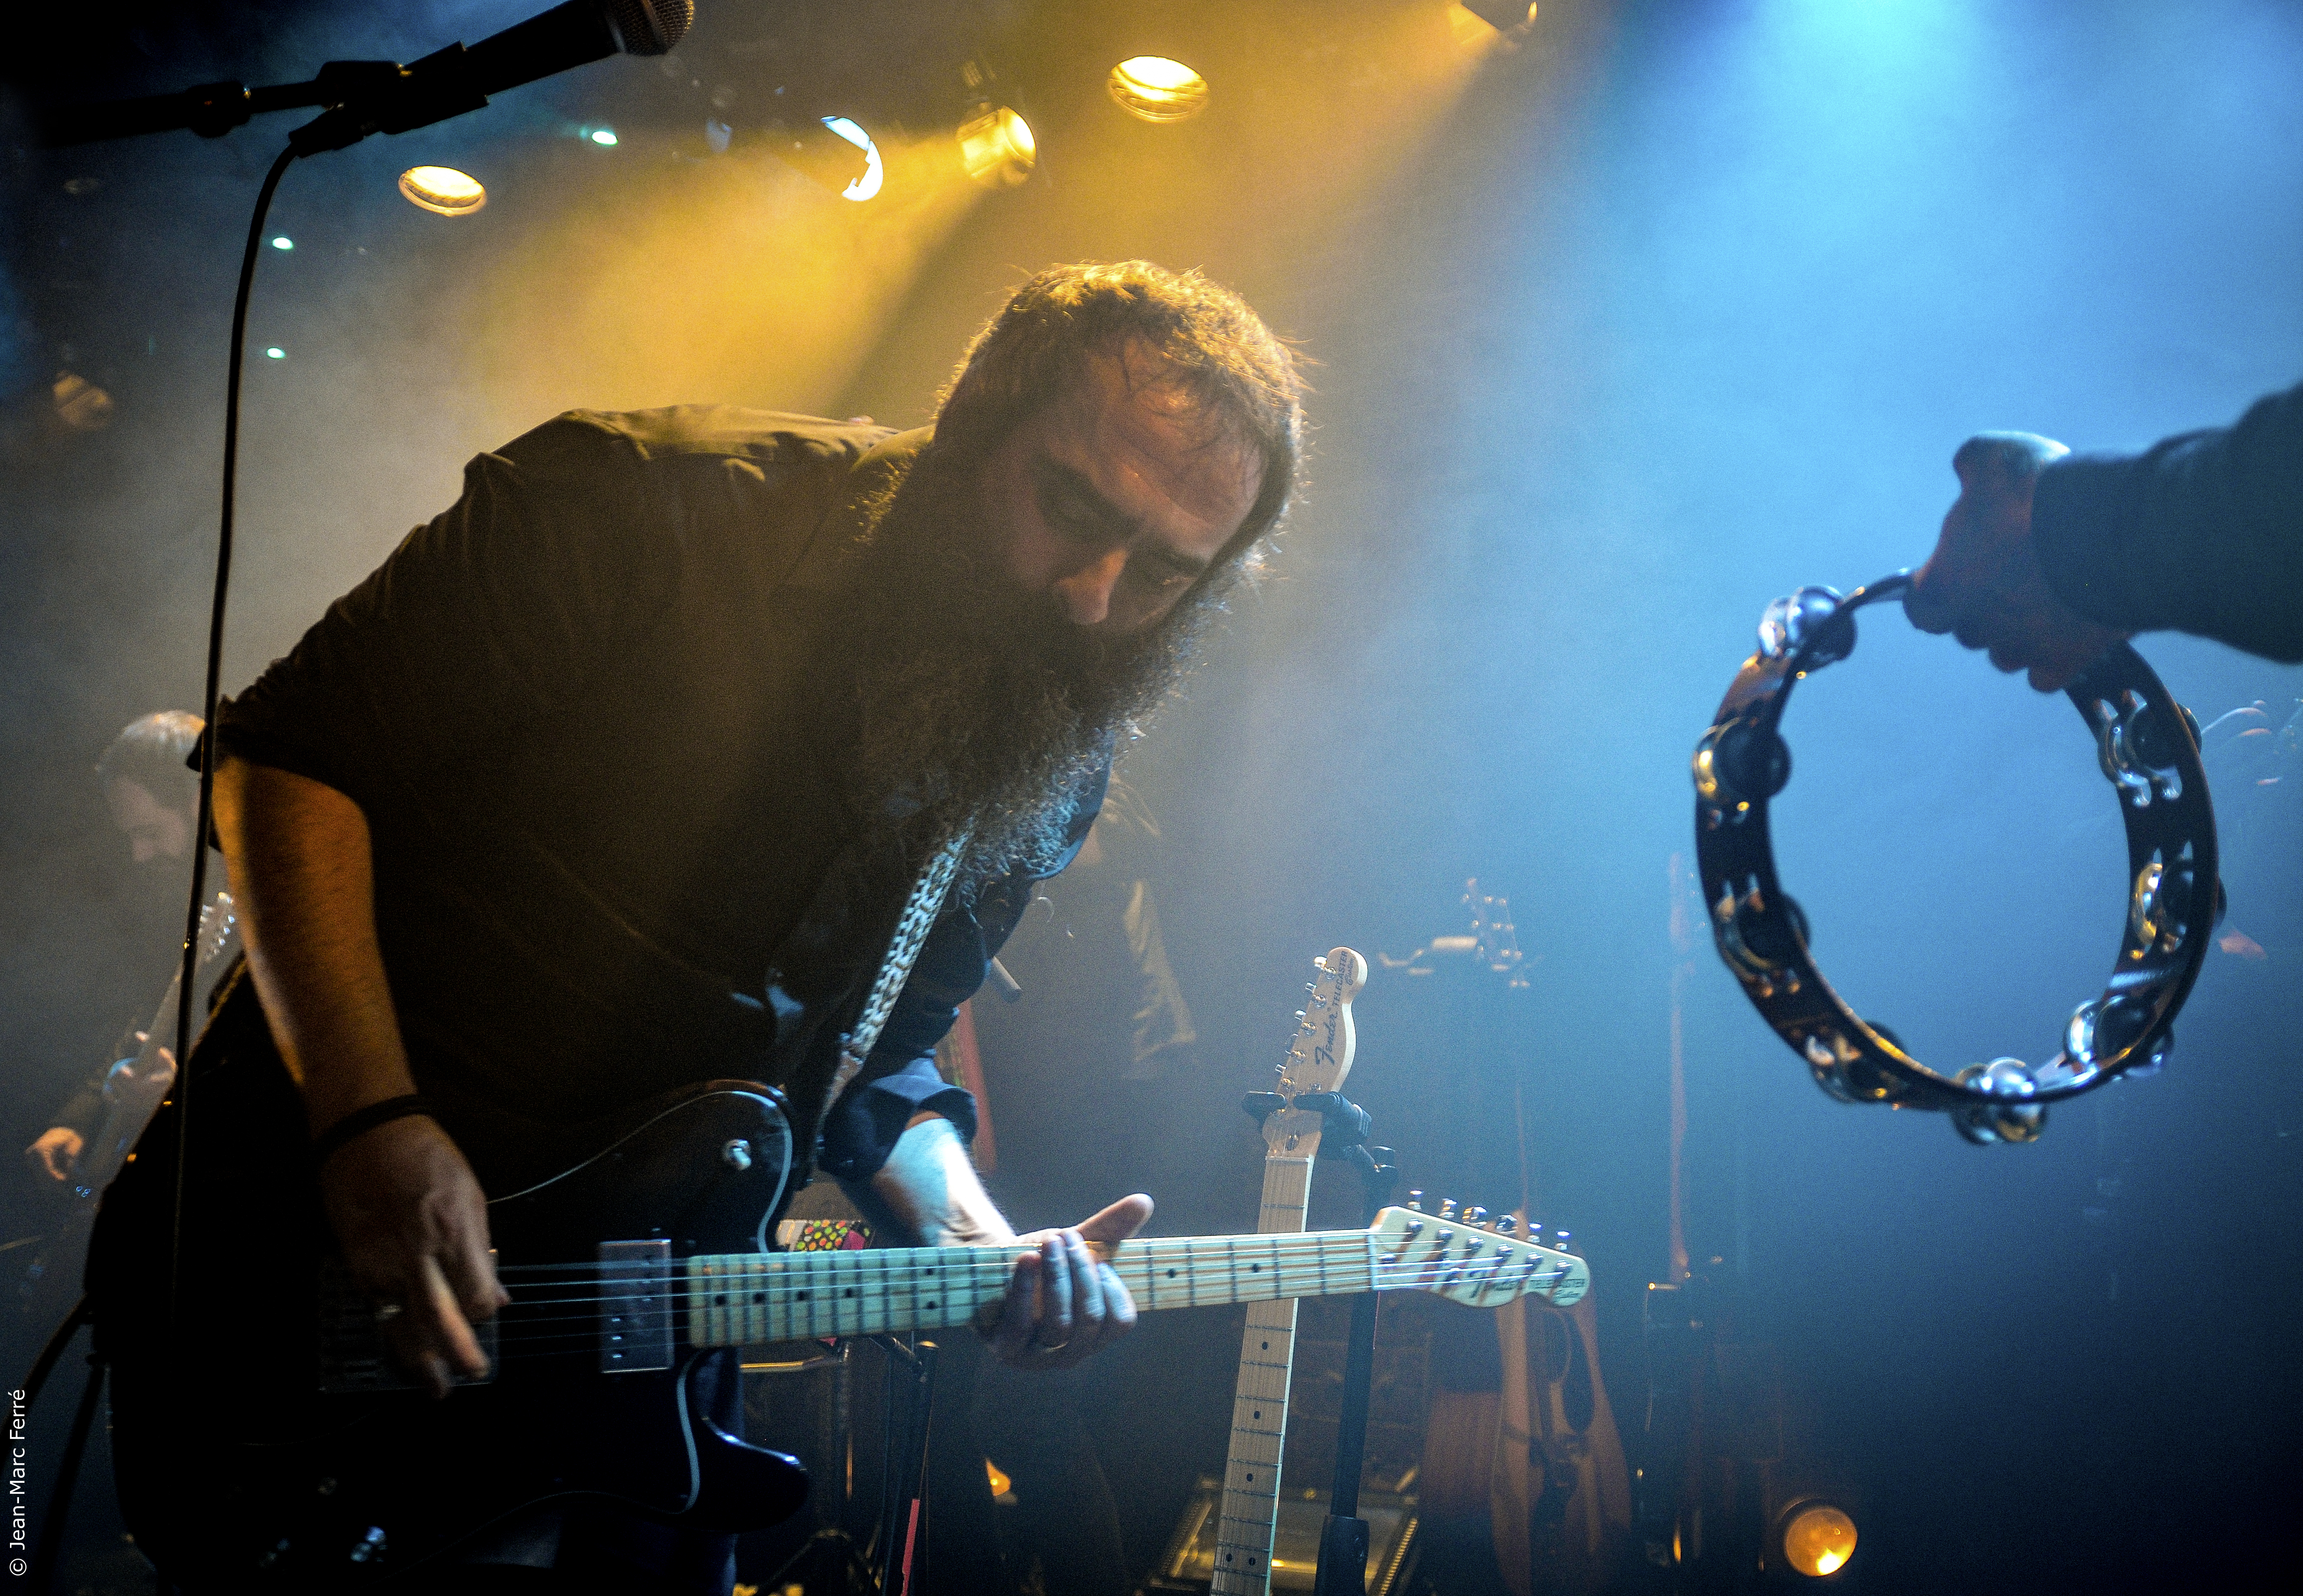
[1261, 1341, 1269, 1350]
[1167, 1269, 1178, 1277]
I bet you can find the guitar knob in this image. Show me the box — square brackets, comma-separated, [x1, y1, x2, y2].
[1494, 1215, 1517, 1236]
[1438, 1198, 1458, 1221]
[1405, 1191, 1424, 1212]
[1462, 1206, 1489, 1228]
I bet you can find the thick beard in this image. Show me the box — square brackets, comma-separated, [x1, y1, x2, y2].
[838, 448, 1223, 887]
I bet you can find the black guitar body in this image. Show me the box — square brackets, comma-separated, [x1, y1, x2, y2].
[90, 1026, 813, 1592]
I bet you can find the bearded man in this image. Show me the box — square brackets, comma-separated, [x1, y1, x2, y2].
[94, 262, 1302, 1594]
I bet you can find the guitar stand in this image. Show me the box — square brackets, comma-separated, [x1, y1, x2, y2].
[765, 1333, 938, 1596]
[1240, 1090, 1398, 1596]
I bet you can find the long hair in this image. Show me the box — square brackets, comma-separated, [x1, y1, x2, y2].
[932, 261, 1307, 568]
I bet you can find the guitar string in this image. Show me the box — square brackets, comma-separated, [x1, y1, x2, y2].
[452, 1241, 1560, 1310]
[374, 1259, 1560, 1364]
[444, 1242, 1567, 1314]
[327, 1254, 1565, 1359]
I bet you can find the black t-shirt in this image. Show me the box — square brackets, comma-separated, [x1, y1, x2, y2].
[218, 406, 1098, 1184]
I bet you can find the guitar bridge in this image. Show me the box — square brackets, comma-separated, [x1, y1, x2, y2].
[599, 1239, 674, 1374]
[316, 1261, 498, 1394]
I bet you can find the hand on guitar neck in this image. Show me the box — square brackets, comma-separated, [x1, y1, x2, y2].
[866, 1108, 1149, 1371]
[987, 1194, 1151, 1369]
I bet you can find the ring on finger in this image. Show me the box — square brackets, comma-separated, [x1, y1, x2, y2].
[373, 1301, 406, 1323]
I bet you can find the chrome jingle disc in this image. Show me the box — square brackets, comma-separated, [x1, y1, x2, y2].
[1691, 572, 2219, 1142]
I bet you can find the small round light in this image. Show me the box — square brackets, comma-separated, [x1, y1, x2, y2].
[1781, 1504, 1857, 1578]
[269, 235, 294, 251]
[957, 106, 1036, 188]
[1107, 57, 1209, 124]
[589, 127, 619, 146]
[397, 166, 488, 217]
[264, 347, 286, 360]
[820, 117, 884, 201]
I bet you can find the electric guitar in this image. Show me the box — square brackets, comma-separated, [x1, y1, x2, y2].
[17, 892, 236, 1311]
[94, 1051, 1590, 1592]
[1212, 947, 1368, 1596]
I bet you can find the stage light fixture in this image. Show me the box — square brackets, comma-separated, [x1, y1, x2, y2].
[269, 235, 293, 251]
[820, 117, 884, 200]
[1107, 57, 1209, 123]
[398, 166, 488, 217]
[957, 105, 1036, 187]
[1779, 1502, 1857, 1578]
[1455, 1, 1539, 34]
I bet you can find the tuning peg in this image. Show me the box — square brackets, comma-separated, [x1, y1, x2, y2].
[1313, 955, 1328, 969]
[1305, 982, 1317, 993]
[1462, 1206, 1488, 1228]
[1554, 1229, 1574, 1254]
[1438, 1198, 1458, 1221]
[1494, 1215, 1517, 1236]
[1405, 1191, 1424, 1212]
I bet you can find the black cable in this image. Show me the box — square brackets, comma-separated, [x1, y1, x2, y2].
[27, 1356, 106, 1595]
[15, 1296, 89, 1411]
[170, 142, 300, 1332]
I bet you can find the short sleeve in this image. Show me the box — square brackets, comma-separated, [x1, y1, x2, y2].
[215, 413, 671, 807]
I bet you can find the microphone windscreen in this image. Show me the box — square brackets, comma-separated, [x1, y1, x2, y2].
[605, 0, 693, 56]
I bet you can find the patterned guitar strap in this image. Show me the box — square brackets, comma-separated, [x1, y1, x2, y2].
[825, 826, 974, 1104]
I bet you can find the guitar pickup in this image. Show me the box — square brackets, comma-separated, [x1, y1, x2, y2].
[316, 1260, 498, 1394]
[599, 1239, 673, 1374]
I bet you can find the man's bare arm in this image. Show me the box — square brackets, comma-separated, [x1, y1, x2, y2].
[213, 756, 505, 1394]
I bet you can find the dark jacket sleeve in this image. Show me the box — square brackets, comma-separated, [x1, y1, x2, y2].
[2032, 382, 2303, 663]
[814, 763, 1112, 1181]
[213, 413, 673, 803]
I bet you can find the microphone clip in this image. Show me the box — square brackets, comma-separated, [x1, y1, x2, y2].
[287, 47, 490, 158]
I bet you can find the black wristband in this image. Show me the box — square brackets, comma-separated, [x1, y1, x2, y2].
[311, 1094, 437, 1166]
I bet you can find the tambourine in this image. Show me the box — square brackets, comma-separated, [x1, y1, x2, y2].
[1691, 573, 2219, 1144]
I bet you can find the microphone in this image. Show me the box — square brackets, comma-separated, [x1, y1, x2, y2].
[37, 1, 693, 149]
[289, 0, 695, 155]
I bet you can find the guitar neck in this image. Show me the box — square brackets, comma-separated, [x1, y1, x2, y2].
[684, 1226, 1378, 1349]
[1212, 1129, 1320, 1596]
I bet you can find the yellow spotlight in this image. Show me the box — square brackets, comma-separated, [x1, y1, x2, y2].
[398, 166, 487, 217]
[1781, 1503, 1858, 1578]
[1106, 57, 1209, 124]
[984, 1458, 1012, 1498]
[957, 106, 1036, 187]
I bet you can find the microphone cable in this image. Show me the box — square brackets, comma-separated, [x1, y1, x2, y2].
[168, 140, 299, 1337]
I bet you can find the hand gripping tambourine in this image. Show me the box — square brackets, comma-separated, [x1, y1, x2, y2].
[1691, 573, 2220, 1145]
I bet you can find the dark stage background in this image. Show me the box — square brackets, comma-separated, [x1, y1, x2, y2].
[3, 2, 2300, 1592]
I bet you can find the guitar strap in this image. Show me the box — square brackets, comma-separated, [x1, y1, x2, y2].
[824, 826, 972, 1107]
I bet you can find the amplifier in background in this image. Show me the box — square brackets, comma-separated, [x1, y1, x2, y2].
[1141, 1478, 1420, 1596]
